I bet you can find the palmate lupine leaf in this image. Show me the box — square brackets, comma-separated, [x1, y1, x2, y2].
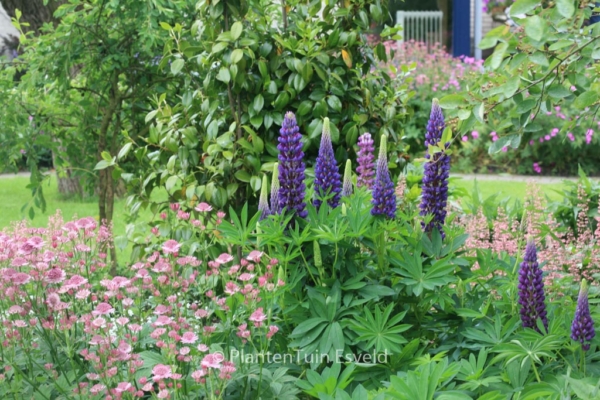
[387, 359, 467, 400]
[349, 304, 411, 354]
[491, 332, 563, 367]
[391, 246, 457, 296]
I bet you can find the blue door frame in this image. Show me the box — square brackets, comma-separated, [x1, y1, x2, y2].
[453, 0, 471, 57]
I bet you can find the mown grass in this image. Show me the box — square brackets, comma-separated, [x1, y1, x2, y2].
[0, 174, 571, 264]
[0, 175, 160, 264]
[450, 178, 567, 203]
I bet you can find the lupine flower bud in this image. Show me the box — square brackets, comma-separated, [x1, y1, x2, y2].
[313, 118, 342, 208]
[258, 175, 270, 220]
[420, 99, 451, 238]
[277, 112, 307, 218]
[571, 279, 595, 351]
[518, 240, 548, 333]
[371, 135, 396, 218]
[357, 133, 375, 189]
[342, 159, 353, 197]
[271, 163, 280, 214]
[313, 240, 322, 268]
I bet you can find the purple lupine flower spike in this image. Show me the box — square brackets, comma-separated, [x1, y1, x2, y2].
[518, 240, 548, 333]
[571, 279, 595, 351]
[313, 118, 342, 208]
[425, 98, 445, 147]
[270, 163, 280, 215]
[419, 98, 451, 238]
[357, 133, 375, 189]
[342, 159, 353, 197]
[277, 112, 307, 218]
[371, 135, 396, 218]
[258, 175, 270, 220]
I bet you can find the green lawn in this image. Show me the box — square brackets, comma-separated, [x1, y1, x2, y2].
[450, 178, 567, 203]
[0, 175, 159, 263]
[0, 174, 570, 264]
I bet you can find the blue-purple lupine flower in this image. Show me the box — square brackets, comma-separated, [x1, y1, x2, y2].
[277, 112, 307, 218]
[371, 135, 396, 218]
[420, 99, 450, 237]
[258, 175, 270, 220]
[357, 133, 375, 189]
[313, 118, 342, 208]
[518, 240, 548, 333]
[271, 163, 280, 215]
[342, 159, 352, 197]
[571, 279, 595, 351]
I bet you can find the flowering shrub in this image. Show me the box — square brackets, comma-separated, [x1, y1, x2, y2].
[0, 210, 290, 399]
[383, 41, 600, 176]
[453, 104, 600, 175]
[382, 40, 483, 154]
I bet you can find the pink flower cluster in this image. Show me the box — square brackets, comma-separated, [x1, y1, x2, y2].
[0, 206, 285, 399]
[456, 183, 600, 290]
[382, 40, 483, 94]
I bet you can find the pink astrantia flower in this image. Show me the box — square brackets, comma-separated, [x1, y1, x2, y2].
[267, 325, 279, 339]
[162, 240, 181, 255]
[45, 268, 66, 284]
[181, 331, 198, 344]
[115, 382, 132, 393]
[246, 250, 263, 263]
[197, 344, 209, 352]
[201, 353, 224, 369]
[11, 272, 31, 285]
[191, 369, 207, 381]
[154, 316, 173, 326]
[215, 253, 234, 264]
[152, 364, 173, 381]
[471, 131, 479, 139]
[90, 384, 106, 395]
[224, 281, 240, 295]
[92, 302, 114, 316]
[195, 202, 213, 212]
[238, 273, 255, 282]
[249, 307, 267, 327]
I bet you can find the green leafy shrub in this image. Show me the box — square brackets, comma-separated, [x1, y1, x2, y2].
[122, 0, 409, 212]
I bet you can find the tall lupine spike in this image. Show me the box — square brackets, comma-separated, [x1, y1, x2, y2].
[419, 99, 451, 238]
[371, 135, 397, 218]
[258, 175, 270, 220]
[313, 118, 342, 208]
[277, 112, 307, 218]
[342, 159, 353, 197]
[356, 132, 375, 189]
[517, 240, 548, 333]
[425, 98, 445, 146]
[571, 279, 596, 351]
[270, 163, 280, 214]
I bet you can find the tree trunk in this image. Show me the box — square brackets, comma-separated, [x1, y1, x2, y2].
[2, 0, 84, 197]
[0, 0, 65, 33]
[97, 72, 121, 274]
[51, 148, 82, 197]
